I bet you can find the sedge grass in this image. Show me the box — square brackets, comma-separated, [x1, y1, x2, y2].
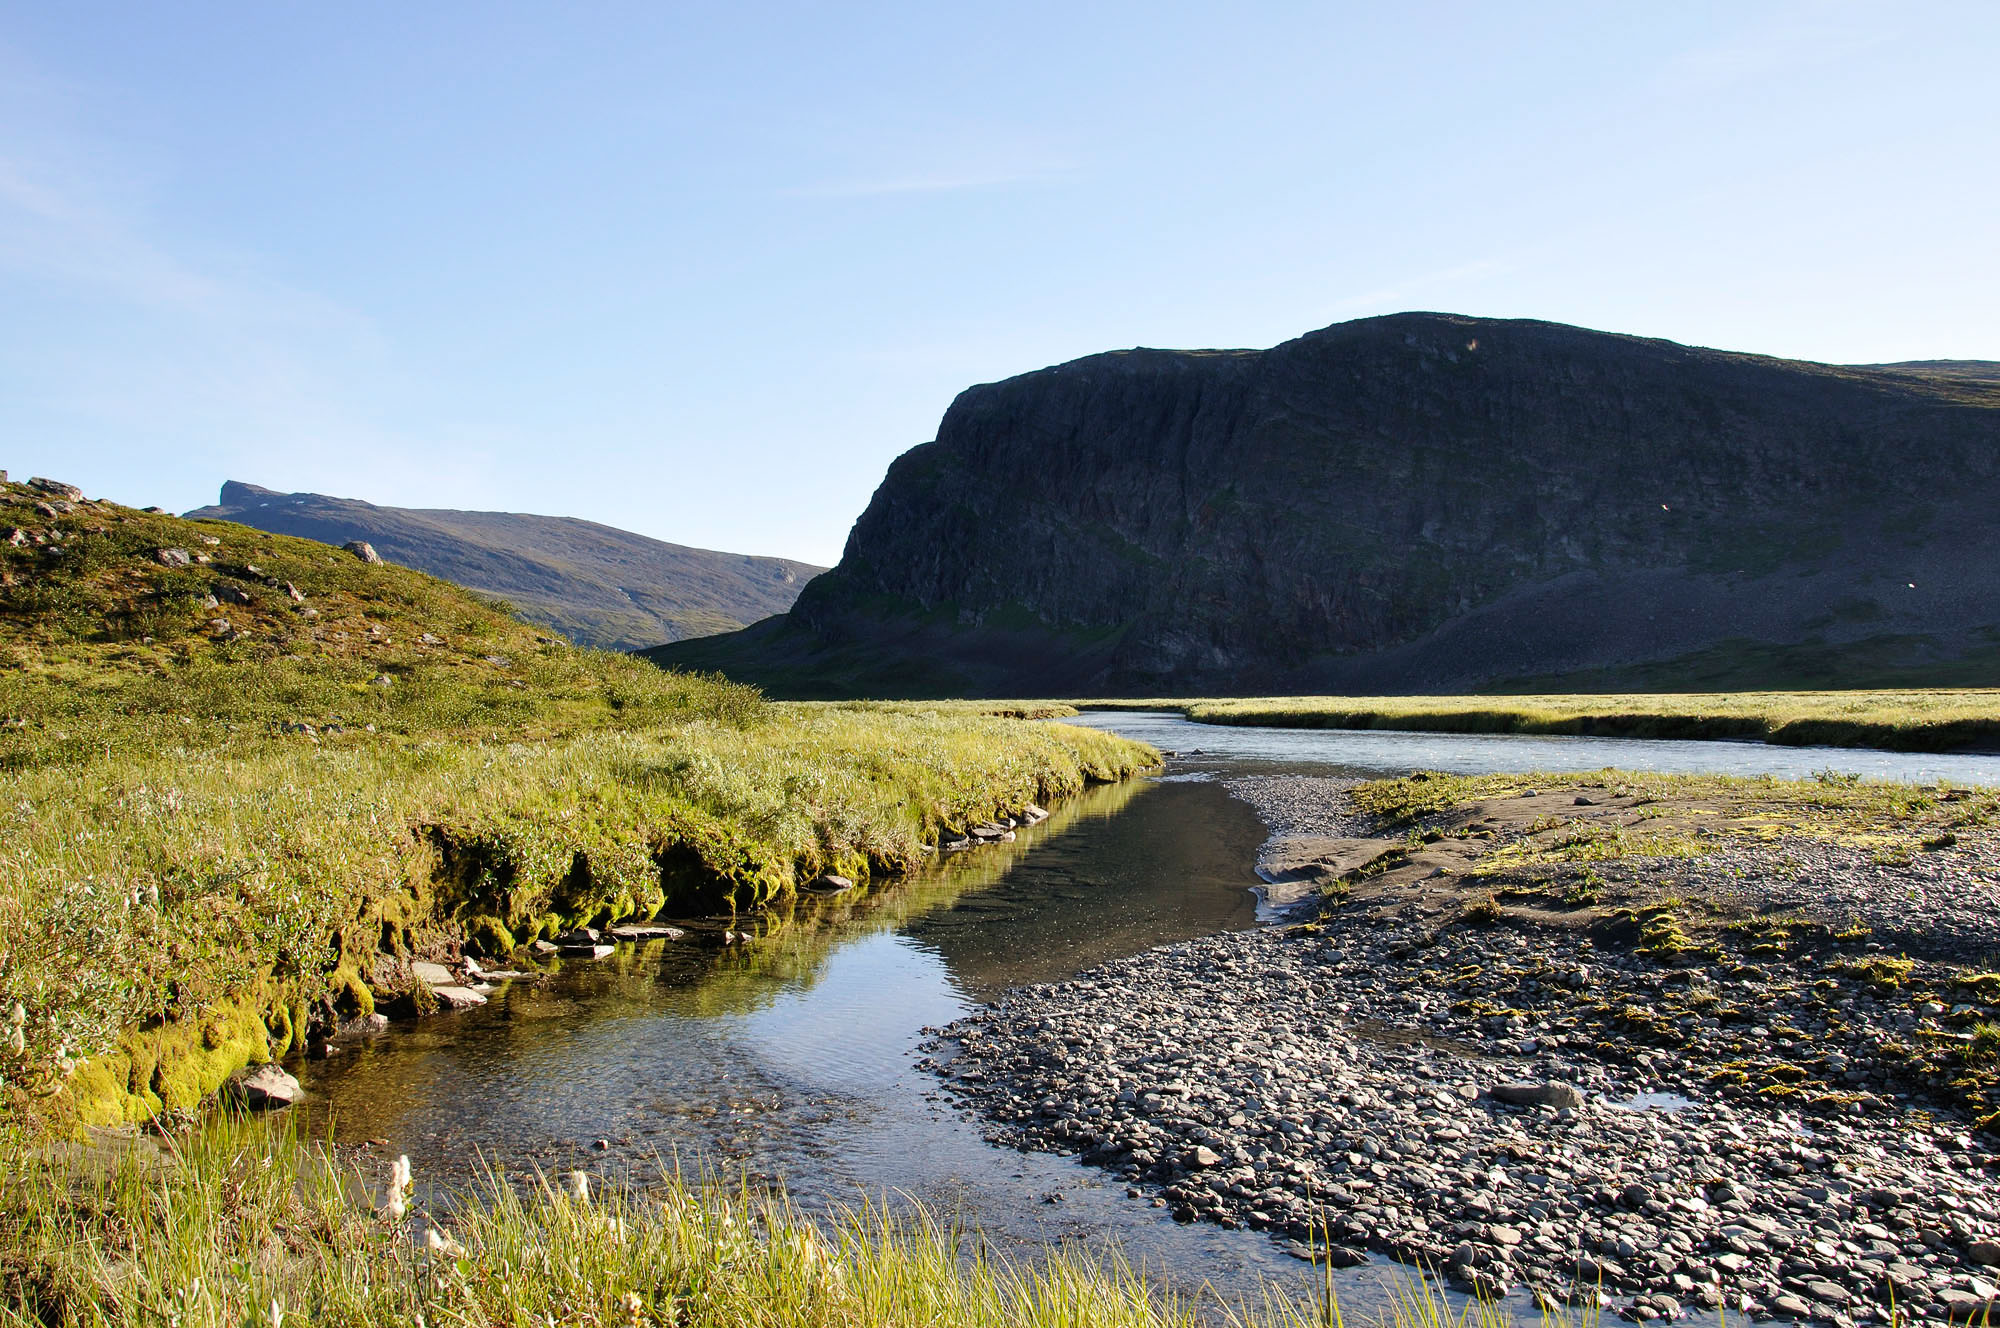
[0, 1113, 1577, 1328]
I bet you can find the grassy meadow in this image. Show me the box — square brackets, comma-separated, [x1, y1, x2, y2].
[0, 481, 1153, 1127]
[1081, 690, 2000, 752]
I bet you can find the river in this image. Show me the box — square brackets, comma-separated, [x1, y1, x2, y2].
[301, 712, 2000, 1313]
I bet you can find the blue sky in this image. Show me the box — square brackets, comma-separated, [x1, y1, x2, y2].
[3, 3, 1995, 565]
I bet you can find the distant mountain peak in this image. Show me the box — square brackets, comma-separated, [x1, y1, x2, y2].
[188, 483, 824, 651]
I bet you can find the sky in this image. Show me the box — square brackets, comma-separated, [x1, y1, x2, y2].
[2, 3, 1996, 566]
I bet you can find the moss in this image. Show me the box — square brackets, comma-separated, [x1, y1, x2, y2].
[465, 915, 516, 957]
[1836, 956, 1917, 990]
[329, 967, 374, 1019]
[61, 992, 278, 1128]
[1462, 896, 1504, 926]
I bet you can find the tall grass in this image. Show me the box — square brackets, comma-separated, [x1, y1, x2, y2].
[0, 1115, 1551, 1328]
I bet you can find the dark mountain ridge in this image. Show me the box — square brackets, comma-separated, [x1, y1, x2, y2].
[188, 481, 823, 651]
[654, 313, 2000, 696]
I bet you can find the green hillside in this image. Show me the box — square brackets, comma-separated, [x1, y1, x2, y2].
[0, 474, 1152, 1128]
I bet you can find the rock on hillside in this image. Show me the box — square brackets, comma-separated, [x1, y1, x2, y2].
[189, 482, 823, 652]
[653, 314, 2000, 697]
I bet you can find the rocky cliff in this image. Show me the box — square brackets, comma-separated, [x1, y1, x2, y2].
[188, 482, 823, 651]
[652, 314, 2000, 696]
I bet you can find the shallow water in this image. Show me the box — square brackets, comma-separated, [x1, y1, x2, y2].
[1069, 708, 2000, 785]
[304, 712, 2000, 1314]
[305, 775, 1358, 1307]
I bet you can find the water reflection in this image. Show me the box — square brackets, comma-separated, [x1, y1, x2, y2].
[303, 774, 1328, 1306]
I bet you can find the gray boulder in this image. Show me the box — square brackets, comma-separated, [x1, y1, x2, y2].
[29, 477, 83, 501]
[1487, 1081, 1584, 1109]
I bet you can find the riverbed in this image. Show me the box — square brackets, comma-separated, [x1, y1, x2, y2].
[302, 713, 2000, 1315]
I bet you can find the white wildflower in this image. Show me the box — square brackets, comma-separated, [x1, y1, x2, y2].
[383, 1154, 413, 1221]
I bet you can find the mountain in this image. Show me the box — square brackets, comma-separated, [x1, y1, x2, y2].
[186, 482, 823, 651]
[651, 313, 2000, 697]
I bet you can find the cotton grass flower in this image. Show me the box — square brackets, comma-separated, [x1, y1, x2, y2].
[424, 1226, 466, 1258]
[383, 1154, 413, 1221]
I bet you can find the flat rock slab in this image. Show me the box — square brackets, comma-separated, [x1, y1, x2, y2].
[410, 960, 456, 987]
[1259, 836, 1404, 883]
[233, 1063, 301, 1108]
[557, 944, 616, 959]
[1256, 836, 1402, 911]
[609, 925, 687, 941]
[803, 874, 855, 893]
[430, 985, 488, 1009]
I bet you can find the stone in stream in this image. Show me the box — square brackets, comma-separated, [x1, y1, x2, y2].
[430, 985, 488, 1010]
[410, 960, 456, 987]
[233, 1063, 301, 1108]
[803, 874, 855, 893]
[1020, 805, 1050, 825]
[609, 923, 687, 941]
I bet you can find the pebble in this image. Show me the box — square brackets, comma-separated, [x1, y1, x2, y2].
[922, 776, 2000, 1325]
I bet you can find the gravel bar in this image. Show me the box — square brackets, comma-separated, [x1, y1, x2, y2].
[923, 775, 2000, 1326]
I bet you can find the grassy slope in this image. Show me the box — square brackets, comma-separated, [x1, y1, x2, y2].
[1074, 690, 2000, 752]
[0, 480, 1153, 1126]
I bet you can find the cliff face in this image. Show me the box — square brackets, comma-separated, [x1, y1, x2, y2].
[188, 483, 823, 652]
[652, 314, 2000, 696]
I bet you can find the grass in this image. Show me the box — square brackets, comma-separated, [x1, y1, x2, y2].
[0, 1114, 1552, 1328]
[1076, 691, 2000, 753]
[1347, 767, 2000, 836]
[0, 482, 1156, 1128]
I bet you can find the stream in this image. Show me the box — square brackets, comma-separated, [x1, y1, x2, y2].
[302, 712, 2000, 1314]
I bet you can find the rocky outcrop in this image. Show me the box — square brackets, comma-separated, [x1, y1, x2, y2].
[654, 314, 2000, 696]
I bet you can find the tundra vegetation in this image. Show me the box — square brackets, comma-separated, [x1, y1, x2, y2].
[0, 478, 1151, 1129]
[1089, 691, 2000, 753]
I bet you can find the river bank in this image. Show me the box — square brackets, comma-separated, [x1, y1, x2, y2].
[928, 768, 2000, 1325]
[1078, 691, 2000, 754]
[0, 474, 1165, 1131]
